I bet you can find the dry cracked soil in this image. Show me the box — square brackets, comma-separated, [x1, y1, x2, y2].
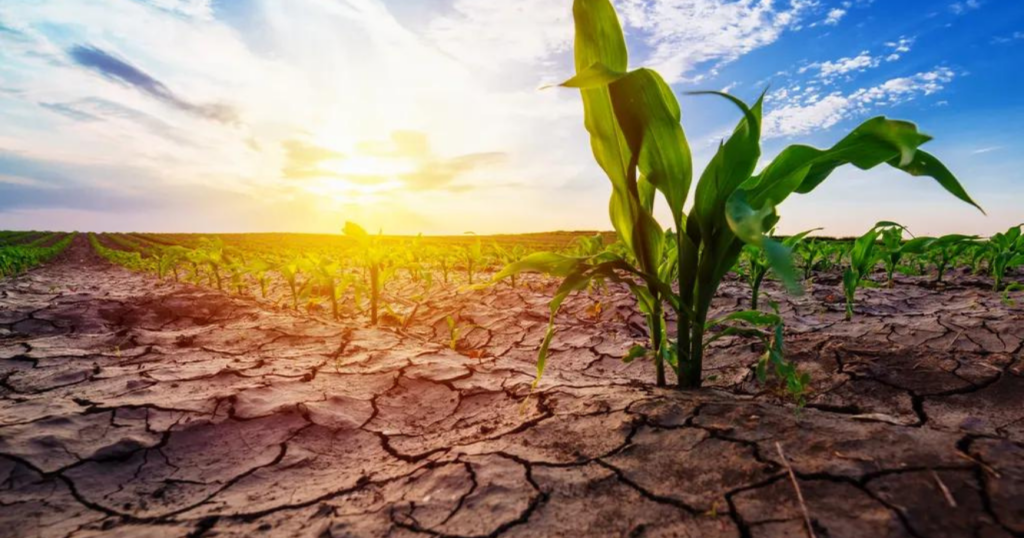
[1, 236, 1022, 538]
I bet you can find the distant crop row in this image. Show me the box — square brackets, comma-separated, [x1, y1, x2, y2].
[0, 233, 74, 277]
[21, 219, 1006, 405]
[86, 228, 589, 327]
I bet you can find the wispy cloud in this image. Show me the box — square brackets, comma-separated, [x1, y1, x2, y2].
[823, 8, 847, 26]
[68, 45, 237, 123]
[949, 0, 981, 15]
[991, 31, 1024, 45]
[971, 146, 1004, 155]
[282, 140, 346, 180]
[134, 0, 214, 20]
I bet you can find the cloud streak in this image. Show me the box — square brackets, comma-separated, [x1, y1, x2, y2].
[68, 45, 237, 123]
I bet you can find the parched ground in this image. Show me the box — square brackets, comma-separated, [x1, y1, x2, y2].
[1, 236, 1022, 538]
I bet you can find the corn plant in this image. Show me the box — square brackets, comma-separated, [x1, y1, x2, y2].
[90, 233, 154, 272]
[157, 246, 189, 282]
[878, 225, 933, 287]
[986, 224, 1024, 291]
[797, 239, 824, 282]
[276, 258, 303, 311]
[927, 234, 975, 283]
[496, 0, 980, 389]
[1, 234, 74, 276]
[568, 233, 606, 257]
[226, 259, 250, 295]
[843, 222, 900, 320]
[433, 248, 456, 286]
[300, 254, 343, 319]
[445, 315, 465, 350]
[345, 222, 395, 325]
[968, 243, 989, 275]
[247, 258, 273, 298]
[460, 236, 486, 285]
[193, 238, 225, 290]
[493, 242, 528, 287]
[707, 307, 809, 404]
[739, 229, 818, 310]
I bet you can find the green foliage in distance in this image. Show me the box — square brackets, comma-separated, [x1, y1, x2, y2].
[985, 224, 1024, 291]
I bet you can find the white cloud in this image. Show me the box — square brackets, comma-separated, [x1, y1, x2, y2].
[971, 146, 1004, 154]
[426, 0, 573, 69]
[763, 67, 955, 138]
[622, 0, 817, 83]
[883, 36, 913, 61]
[823, 8, 846, 25]
[991, 31, 1024, 44]
[799, 51, 880, 81]
[424, 0, 817, 84]
[949, 0, 981, 15]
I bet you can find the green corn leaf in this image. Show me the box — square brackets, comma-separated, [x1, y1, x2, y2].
[343, 221, 370, 243]
[572, 0, 637, 250]
[535, 268, 595, 385]
[623, 345, 649, 364]
[557, 61, 625, 89]
[901, 236, 935, 254]
[706, 309, 781, 329]
[889, 149, 983, 213]
[491, 251, 590, 281]
[745, 117, 983, 213]
[781, 228, 822, 248]
[623, 150, 665, 275]
[608, 68, 692, 226]
[724, 191, 800, 293]
[692, 91, 763, 237]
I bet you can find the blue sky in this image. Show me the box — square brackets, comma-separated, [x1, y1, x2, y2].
[0, 0, 1021, 236]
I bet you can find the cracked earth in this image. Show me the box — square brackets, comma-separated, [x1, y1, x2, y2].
[1, 236, 1022, 538]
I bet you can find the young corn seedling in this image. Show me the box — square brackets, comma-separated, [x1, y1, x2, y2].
[739, 229, 819, 310]
[843, 222, 901, 320]
[493, 242, 528, 287]
[300, 254, 342, 319]
[277, 258, 303, 311]
[194, 238, 225, 291]
[226, 259, 250, 296]
[797, 239, 824, 282]
[706, 306, 809, 405]
[434, 248, 455, 286]
[344, 222, 394, 325]
[986, 224, 1024, 291]
[460, 236, 485, 285]
[968, 243, 988, 275]
[497, 0, 981, 390]
[445, 315, 464, 351]
[158, 246, 189, 282]
[879, 224, 933, 288]
[927, 234, 975, 283]
[247, 258, 273, 298]
[568, 233, 606, 257]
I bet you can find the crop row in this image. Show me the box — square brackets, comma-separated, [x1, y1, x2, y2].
[88, 227, 604, 326]
[0, 233, 74, 277]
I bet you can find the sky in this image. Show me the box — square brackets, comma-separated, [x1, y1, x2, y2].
[0, 0, 1021, 237]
